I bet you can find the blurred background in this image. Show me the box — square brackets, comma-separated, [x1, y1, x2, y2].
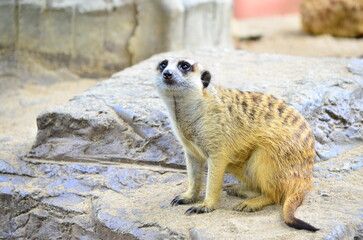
[234, 0, 300, 18]
[232, 0, 363, 58]
[0, 0, 362, 79]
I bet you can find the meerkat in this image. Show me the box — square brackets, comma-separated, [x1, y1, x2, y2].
[155, 57, 319, 232]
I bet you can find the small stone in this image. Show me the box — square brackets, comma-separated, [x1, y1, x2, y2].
[317, 190, 330, 197]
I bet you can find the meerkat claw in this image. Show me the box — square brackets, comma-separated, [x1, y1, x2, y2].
[185, 205, 214, 215]
[171, 196, 186, 206]
[185, 206, 204, 215]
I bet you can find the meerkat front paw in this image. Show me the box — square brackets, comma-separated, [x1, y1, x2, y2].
[185, 204, 215, 215]
[170, 194, 197, 206]
[233, 201, 257, 212]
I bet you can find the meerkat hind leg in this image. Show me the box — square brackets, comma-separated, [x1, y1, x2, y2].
[233, 195, 274, 212]
[224, 183, 248, 198]
[224, 164, 260, 199]
[224, 183, 260, 199]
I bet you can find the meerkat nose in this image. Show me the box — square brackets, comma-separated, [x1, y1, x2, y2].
[163, 70, 173, 80]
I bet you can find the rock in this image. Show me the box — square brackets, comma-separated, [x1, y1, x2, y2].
[347, 59, 363, 77]
[0, 159, 17, 175]
[300, 0, 363, 37]
[0, 0, 232, 77]
[0, 159, 188, 239]
[27, 49, 363, 165]
[94, 195, 185, 239]
[41, 193, 90, 214]
[27, 70, 185, 167]
[1, 145, 363, 239]
[324, 221, 363, 240]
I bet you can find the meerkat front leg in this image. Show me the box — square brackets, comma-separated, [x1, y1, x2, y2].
[185, 156, 228, 214]
[171, 151, 204, 206]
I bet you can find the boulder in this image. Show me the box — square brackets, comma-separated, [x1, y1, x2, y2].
[0, 0, 232, 77]
[300, 0, 363, 37]
[27, 49, 363, 164]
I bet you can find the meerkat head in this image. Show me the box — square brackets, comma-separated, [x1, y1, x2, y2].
[155, 58, 211, 96]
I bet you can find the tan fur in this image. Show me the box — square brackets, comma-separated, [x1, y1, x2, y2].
[156, 58, 318, 231]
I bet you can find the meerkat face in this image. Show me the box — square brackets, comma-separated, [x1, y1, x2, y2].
[155, 58, 211, 96]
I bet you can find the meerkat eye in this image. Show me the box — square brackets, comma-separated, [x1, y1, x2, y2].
[159, 60, 168, 71]
[178, 61, 191, 72]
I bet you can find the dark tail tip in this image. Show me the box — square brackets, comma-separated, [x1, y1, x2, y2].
[286, 217, 319, 232]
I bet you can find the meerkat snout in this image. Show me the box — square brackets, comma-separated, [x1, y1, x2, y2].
[163, 70, 173, 80]
[163, 70, 175, 85]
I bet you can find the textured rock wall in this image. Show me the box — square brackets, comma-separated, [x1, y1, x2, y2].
[0, 0, 232, 77]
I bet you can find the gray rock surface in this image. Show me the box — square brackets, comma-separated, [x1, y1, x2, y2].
[28, 49, 363, 164]
[1, 49, 362, 239]
[0, 0, 232, 77]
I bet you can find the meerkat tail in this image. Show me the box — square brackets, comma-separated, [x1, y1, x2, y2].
[282, 193, 319, 232]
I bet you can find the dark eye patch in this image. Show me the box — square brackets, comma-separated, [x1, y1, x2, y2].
[158, 60, 168, 72]
[178, 61, 192, 73]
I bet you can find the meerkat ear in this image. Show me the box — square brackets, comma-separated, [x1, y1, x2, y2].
[201, 70, 211, 88]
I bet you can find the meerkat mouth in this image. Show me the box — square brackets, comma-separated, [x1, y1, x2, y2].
[164, 78, 176, 85]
